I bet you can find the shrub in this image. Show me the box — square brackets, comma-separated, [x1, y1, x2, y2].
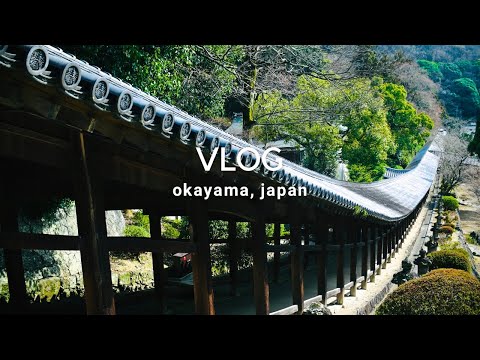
[376, 269, 480, 315]
[124, 225, 150, 238]
[465, 234, 477, 245]
[442, 196, 459, 211]
[439, 225, 454, 234]
[427, 248, 471, 272]
[440, 241, 459, 250]
[162, 218, 182, 239]
[443, 222, 456, 228]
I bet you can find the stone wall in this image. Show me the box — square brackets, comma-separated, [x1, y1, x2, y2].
[0, 203, 126, 302]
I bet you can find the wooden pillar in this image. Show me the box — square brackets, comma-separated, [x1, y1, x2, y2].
[369, 226, 377, 282]
[273, 222, 281, 283]
[149, 214, 164, 312]
[349, 220, 358, 297]
[376, 226, 383, 275]
[316, 215, 328, 305]
[382, 227, 388, 268]
[290, 217, 304, 314]
[395, 224, 401, 252]
[361, 222, 369, 289]
[1, 200, 27, 309]
[228, 220, 239, 296]
[252, 213, 269, 315]
[389, 226, 397, 262]
[73, 132, 115, 315]
[189, 200, 215, 315]
[336, 218, 345, 305]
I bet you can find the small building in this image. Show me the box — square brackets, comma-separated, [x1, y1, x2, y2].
[265, 139, 304, 164]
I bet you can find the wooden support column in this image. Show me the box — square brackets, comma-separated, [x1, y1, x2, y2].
[273, 222, 281, 283]
[361, 222, 369, 289]
[382, 227, 388, 268]
[349, 220, 358, 297]
[290, 208, 304, 314]
[369, 226, 377, 282]
[385, 227, 391, 263]
[149, 214, 164, 312]
[395, 224, 401, 252]
[336, 218, 345, 305]
[389, 226, 395, 260]
[189, 199, 215, 315]
[252, 212, 269, 315]
[73, 132, 115, 315]
[316, 215, 329, 305]
[228, 220, 239, 296]
[376, 227, 383, 275]
[1, 188, 27, 309]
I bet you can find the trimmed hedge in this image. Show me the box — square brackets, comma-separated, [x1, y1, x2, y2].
[376, 269, 480, 315]
[442, 196, 459, 211]
[428, 248, 471, 272]
[439, 225, 454, 234]
[443, 223, 456, 228]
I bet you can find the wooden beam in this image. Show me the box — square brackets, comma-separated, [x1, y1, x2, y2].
[273, 222, 281, 283]
[149, 214, 164, 313]
[252, 211, 269, 315]
[265, 244, 294, 252]
[369, 226, 376, 282]
[73, 131, 115, 315]
[189, 199, 215, 315]
[106, 237, 196, 253]
[228, 220, 239, 296]
[0, 233, 80, 250]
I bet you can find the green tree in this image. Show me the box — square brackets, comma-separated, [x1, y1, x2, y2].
[439, 62, 462, 81]
[62, 45, 243, 120]
[468, 118, 480, 156]
[253, 77, 396, 181]
[377, 80, 434, 167]
[448, 78, 480, 118]
[417, 60, 443, 82]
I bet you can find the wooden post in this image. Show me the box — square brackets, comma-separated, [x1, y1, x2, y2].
[73, 132, 115, 315]
[228, 220, 239, 296]
[252, 212, 269, 315]
[388, 226, 394, 261]
[361, 222, 369, 289]
[349, 220, 358, 297]
[382, 227, 388, 269]
[273, 222, 281, 283]
[397, 223, 402, 249]
[395, 223, 402, 253]
[376, 226, 383, 275]
[189, 199, 215, 315]
[336, 218, 345, 305]
[290, 216, 304, 314]
[316, 215, 328, 305]
[369, 226, 376, 283]
[1, 196, 27, 309]
[149, 214, 164, 313]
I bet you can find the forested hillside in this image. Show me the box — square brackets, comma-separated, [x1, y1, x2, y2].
[380, 45, 480, 157]
[63, 45, 436, 182]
